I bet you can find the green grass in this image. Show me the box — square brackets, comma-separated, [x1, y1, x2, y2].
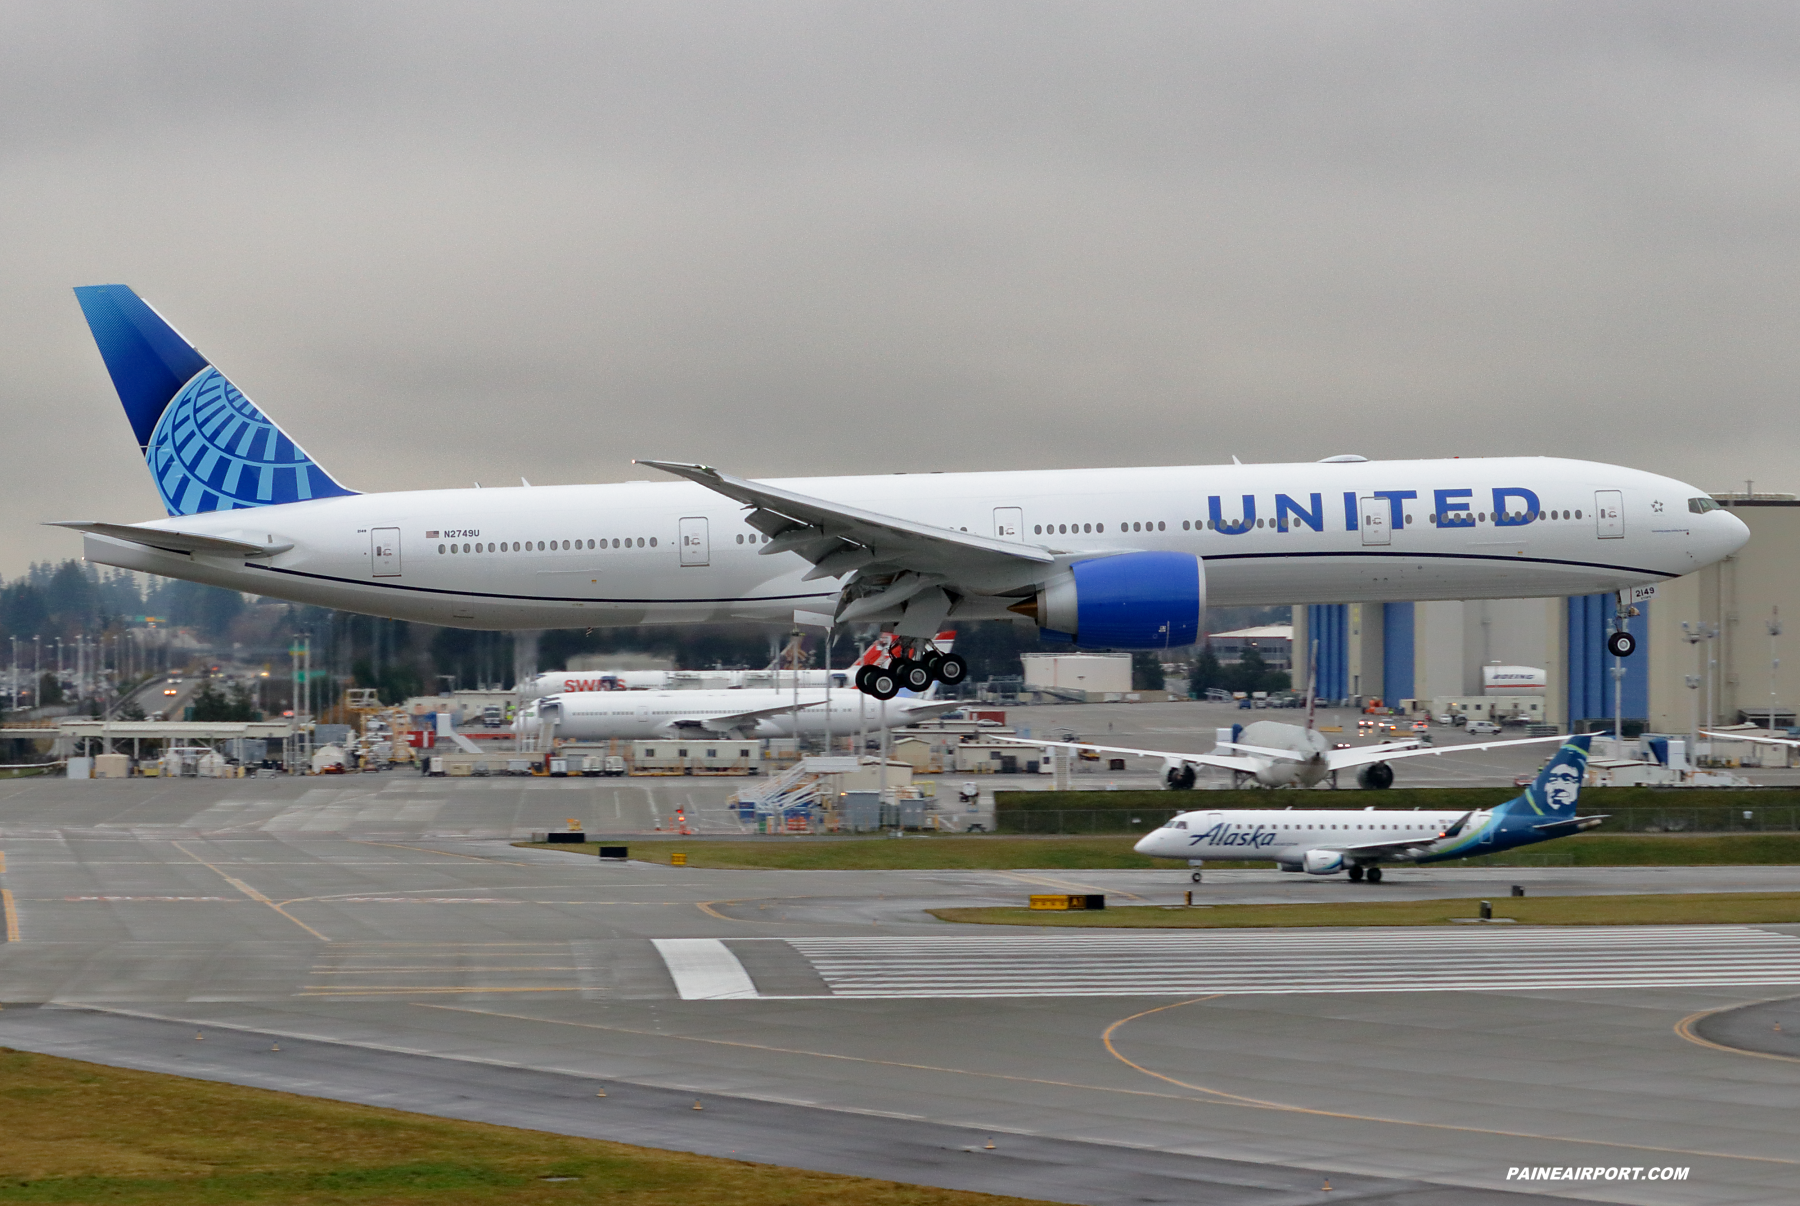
[1465, 833, 1800, 865]
[516, 836, 1250, 870]
[997, 786, 1800, 811]
[519, 831, 1800, 870]
[0, 1047, 1052, 1205]
[932, 891, 1800, 929]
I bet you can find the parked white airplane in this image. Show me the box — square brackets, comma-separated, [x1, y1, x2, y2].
[517, 634, 958, 741]
[515, 688, 955, 742]
[1006, 721, 1568, 790]
[1132, 735, 1600, 882]
[54, 286, 1749, 696]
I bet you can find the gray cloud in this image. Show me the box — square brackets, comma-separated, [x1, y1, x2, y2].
[6, 1, 1800, 573]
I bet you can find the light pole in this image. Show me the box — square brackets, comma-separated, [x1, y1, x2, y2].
[1685, 674, 1702, 771]
[1768, 607, 1783, 733]
[1681, 620, 1719, 752]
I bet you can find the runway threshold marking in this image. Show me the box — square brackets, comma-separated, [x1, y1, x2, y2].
[170, 841, 331, 942]
[1, 888, 17, 942]
[1100, 996, 1800, 1170]
[1674, 999, 1800, 1066]
[653, 938, 758, 1000]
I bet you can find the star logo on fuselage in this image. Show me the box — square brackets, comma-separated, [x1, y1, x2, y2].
[1651, 500, 1665, 513]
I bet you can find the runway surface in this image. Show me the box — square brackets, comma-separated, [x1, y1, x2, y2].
[3, 775, 1800, 1205]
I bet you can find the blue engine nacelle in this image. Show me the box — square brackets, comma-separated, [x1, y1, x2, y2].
[1029, 551, 1205, 649]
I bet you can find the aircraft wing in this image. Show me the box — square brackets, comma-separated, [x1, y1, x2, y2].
[680, 700, 829, 733]
[44, 521, 291, 558]
[1211, 740, 1314, 763]
[1322, 733, 1566, 771]
[635, 460, 1059, 622]
[1315, 811, 1478, 860]
[1702, 729, 1799, 748]
[994, 736, 1262, 774]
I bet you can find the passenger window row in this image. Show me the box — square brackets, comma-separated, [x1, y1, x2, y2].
[438, 537, 655, 554]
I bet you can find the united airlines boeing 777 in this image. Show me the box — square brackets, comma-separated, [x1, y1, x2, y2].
[52, 285, 1749, 696]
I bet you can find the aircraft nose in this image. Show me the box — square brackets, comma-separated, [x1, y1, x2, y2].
[1133, 831, 1158, 855]
[1718, 507, 1751, 555]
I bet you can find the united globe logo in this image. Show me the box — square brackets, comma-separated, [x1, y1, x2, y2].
[145, 368, 351, 514]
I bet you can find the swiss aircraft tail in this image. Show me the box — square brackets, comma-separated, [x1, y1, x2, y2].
[73, 285, 354, 516]
[1503, 735, 1592, 818]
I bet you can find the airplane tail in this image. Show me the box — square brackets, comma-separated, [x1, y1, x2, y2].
[73, 285, 355, 516]
[1502, 734, 1592, 818]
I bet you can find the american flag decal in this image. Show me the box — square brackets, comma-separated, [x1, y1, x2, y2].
[425, 531, 439, 538]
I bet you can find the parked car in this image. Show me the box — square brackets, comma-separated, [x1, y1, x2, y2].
[1465, 720, 1502, 736]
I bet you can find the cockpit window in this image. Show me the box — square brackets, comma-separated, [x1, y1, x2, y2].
[1689, 497, 1722, 514]
[1172, 820, 1187, 829]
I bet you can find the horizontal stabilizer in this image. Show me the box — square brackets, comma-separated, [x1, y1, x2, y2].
[45, 520, 291, 558]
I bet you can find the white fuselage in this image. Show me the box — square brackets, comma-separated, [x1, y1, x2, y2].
[1229, 720, 1339, 787]
[1135, 807, 1475, 866]
[520, 669, 847, 700]
[78, 457, 1747, 631]
[516, 689, 947, 740]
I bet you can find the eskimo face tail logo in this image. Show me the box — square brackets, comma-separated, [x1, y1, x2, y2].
[147, 368, 353, 514]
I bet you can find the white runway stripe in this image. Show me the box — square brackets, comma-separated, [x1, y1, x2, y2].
[780, 926, 1800, 998]
[653, 938, 759, 1000]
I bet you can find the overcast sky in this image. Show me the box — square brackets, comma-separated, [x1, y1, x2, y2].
[4, 1, 1799, 576]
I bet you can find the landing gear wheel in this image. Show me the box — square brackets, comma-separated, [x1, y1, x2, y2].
[1190, 871, 1203, 883]
[1347, 866, 1365, 882]
[920, 651, 944, 679]
[1606, 630, 1636, 658]
[894, 659, 933, 693]
[935, 653, 969, 685]
[855, 665, 875, 693]
[1366, 867, 1383, 884]
[866, 668, 900, 700]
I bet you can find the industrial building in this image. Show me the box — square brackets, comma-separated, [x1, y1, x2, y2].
[1291, 492, 1799, 735]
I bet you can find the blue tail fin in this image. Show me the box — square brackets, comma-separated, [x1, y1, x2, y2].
[74, 285, 355, 515]
[1504, 734, 1591, 818]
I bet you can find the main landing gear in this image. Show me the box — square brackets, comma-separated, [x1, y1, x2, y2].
[1347, 866, 1383, 883]
[856, 640, 967, 699]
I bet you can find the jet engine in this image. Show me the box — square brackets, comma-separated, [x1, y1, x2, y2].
[1302, 848, 1345, 875]
[1163, 759, 1197, 790]
[1356, 762, 1395, 789]
[1010, 551, 1204, 649]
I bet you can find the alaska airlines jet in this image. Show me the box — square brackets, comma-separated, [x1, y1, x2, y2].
[53, 286, 1749, 691]
[1133, 735, 1597, 882]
